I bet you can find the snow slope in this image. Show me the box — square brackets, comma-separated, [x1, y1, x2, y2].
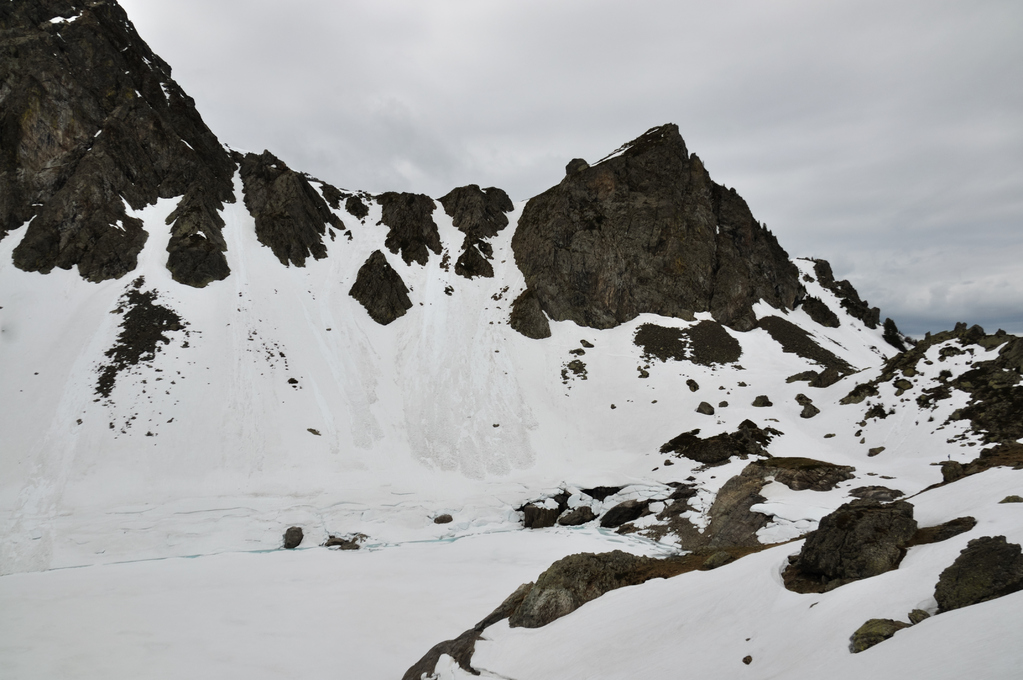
[1, 169, 1020, 678]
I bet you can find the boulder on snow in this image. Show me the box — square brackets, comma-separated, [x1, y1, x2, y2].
[599, 499, 649, 528]
[521, 493, 570, 529]
[752, 395, 773, 407]
[433, 514, 453, 524]
[908, 609, 931, 625]
[849, 618, 911, 653]
[558, 506, 596, 526]
[785, 499, 917, 592]
[283, 526, 303, 549]
[934, 536, 1023, 613]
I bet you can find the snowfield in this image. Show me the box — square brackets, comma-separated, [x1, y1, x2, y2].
[1, 174, 1020, 679]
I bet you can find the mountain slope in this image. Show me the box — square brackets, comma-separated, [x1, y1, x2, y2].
[1, 3, 1021, 679]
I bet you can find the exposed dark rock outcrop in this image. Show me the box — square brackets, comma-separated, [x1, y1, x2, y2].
[238, 150, 341, 267]
[700, 457, 853, 549]
[580, 486, 622, 501]
[799, 295, 840, 328]
[96, 277, 185, 398]
[660, 420, 779, 466]
[509, 288, 551, 339]
[784, 499, 917, 592]
[377, 192, 441, 266]
[164, 187, 231, 286]
[512, 124, 802, 332]
[934, 536, 1023, 612]
[796, 393, 821, 418]
[345, 195, 369, 220]
[745, 457, 855, 492]
[756, 316, 854, 374]
[3, 1, 236, 284]
[508, 551, 666, 628]
[883, 317, 908, 351]
[633, 321, 741, 365]
[439, 184, 513, 280]
[348, 250, 412, 325]
[811, 259, 881, 329]
[841, 326, 1023, 470]
[703, 473, 772, 548]
[662, 419, 773, 466]
[439, 184, 513, 241]
[454, 243, 493, 279]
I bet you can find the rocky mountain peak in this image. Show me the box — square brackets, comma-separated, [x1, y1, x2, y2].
[1, 0, 235, 284]
[511, 123, 803, 331]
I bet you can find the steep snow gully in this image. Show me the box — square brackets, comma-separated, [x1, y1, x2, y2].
[1, 3, 1022, 679]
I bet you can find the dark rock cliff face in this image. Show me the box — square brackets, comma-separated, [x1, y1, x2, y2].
[439, 184, 513, 280]
[237, 150, 342, 267]
[811, 259, 881, 330]
[377, 192, 441, 266]
[1, 0, 236, 285]
[348, 250, 412, 325]
[511, 124, 803, 331]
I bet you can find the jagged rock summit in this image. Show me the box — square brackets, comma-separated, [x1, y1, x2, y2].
[1, 0, 236, 286]
[512, 123, 803, 331]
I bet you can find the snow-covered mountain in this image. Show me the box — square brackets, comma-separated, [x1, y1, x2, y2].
[2, 3, 1021, 679]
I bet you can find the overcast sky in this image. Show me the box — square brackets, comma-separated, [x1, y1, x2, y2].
[118, 0, 1022, 337]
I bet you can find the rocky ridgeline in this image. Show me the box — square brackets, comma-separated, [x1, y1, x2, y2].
[3, 5, 902, 348]
[839, 322, 1023, 477]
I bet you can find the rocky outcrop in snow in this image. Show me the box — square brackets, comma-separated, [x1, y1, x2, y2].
[511, 124, 803, 331]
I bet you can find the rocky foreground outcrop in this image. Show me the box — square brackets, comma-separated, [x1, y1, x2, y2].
[784, 500, 918, 592]
[511, 124, 803, 332]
